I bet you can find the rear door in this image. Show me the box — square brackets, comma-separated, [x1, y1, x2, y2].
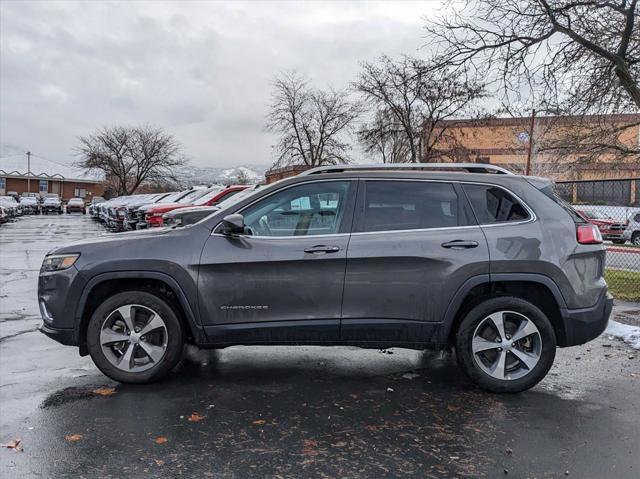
[341, 179, 490, 343]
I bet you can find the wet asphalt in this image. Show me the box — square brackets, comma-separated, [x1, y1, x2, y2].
[1, 215, 639, 478]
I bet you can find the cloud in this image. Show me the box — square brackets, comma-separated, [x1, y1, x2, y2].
[0, 0, 435, 168]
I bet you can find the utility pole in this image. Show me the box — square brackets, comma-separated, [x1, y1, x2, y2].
[525, 109, 536, 176]
[27, 151, 31, 193]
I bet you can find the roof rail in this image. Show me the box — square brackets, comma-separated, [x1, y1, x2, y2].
[300, 163, 515, 176]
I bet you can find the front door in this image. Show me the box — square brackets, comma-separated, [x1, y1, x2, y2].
[198, 180, 357, 343]
[341, 179, 490, 343]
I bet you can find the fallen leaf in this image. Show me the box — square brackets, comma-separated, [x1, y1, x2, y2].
[447, 404, 460, 412]
[65, 434, 83, 442]
[302, 439, 318, 456]
[349, 394, 358, 400]
[252, 419, 266, 425]
[93, 388, 117, 396]
[333, 441, 347, 447]
[154, 459, 165, 466]
[402, 373, 420, 380]
[3, 438, 23, 452]
[155, 436, 168, 444]
[187, 412, 204, 422]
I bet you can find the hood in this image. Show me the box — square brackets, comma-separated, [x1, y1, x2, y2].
[51, 225, 174, 254]
[143, 202, 184, 213]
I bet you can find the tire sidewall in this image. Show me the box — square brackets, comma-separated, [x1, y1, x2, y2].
[87, 291, 184, 383]
[456, 296, 557, 393]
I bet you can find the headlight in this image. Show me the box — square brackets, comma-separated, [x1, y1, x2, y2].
[41, 254, 80, 272]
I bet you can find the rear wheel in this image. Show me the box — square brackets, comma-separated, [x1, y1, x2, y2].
[87, 291, 184, 383]
[455, 296, 556, 393]
[632, 232, 640, 246]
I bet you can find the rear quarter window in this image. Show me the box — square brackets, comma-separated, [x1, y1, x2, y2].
[462, 184, 530, 224]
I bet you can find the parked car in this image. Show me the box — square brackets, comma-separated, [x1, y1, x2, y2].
[622, 209, 640, 246]
[88, 196, 105, 217]
[42, 194, 63, 214]
[576, 209, 626, 243]
[139, 185, 250, 229]
[19, 195, 40, 214]
[135, 187, 212, 229]
[162, 205, 220, 227]
[0, 195, 22, 216]
[38, 163, 613, 393]
[122, 192, 175, 230]
[162, 185, 262, 227]
[66, 197, 86, 214]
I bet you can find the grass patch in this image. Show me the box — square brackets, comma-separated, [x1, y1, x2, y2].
[606, 269, 640, 302]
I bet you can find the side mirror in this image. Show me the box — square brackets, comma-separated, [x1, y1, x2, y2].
[220, 213, 245, 235]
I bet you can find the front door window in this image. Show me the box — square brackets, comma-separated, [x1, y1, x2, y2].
[241, 181, 351, 236]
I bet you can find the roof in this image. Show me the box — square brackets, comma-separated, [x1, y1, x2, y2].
[0, 154, 103, 183]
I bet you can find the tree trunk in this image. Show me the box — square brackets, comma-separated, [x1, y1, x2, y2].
[615, 63, 640, 109]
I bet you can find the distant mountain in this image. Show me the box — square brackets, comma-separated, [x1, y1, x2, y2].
[176, 164, 269, 186]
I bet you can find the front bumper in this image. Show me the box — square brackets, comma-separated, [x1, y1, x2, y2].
[39, 322, 77, 346]
[561, 290, 613, 347]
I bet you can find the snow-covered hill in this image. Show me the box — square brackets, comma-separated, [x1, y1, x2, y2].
[176, 164, 268, 186]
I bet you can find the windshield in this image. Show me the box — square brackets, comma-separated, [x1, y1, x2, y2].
[177, 188, 209, 204]
[214, 186, 261, 211]
[193, 186, 225, 206]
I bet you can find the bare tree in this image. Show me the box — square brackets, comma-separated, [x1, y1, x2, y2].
[353, 55, 486, 163]
[266, 72, 362, 168]
[76, 126, 186, 196]
[358, 110, 411, 163]
[235, 169, 251, 185]
[424, 0, 640, 114]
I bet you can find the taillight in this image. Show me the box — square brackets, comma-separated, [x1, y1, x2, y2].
[577, 224, 603, 244]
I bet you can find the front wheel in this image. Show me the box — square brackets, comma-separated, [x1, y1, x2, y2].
[632, 232, 640, 246]
[455, 296, 556, 393]
[87, 291, 184, 383]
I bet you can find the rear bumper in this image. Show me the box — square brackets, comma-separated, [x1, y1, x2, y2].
[561, 290, 613, 347]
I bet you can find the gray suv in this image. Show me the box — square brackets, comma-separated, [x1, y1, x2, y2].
[38, 164, 612, 393]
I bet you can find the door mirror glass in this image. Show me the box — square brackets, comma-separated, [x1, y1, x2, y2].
[220, 214, 245, 235]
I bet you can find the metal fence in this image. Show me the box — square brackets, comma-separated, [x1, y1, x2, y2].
[556, 178, 640, 300]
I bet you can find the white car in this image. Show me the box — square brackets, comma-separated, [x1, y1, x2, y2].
[19, 196, 40, 214]
[622, 209, 640, 246]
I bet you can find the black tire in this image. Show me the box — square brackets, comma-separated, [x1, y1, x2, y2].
[632, 232, 640, 246]
[455, 296, 556, 393]
[87, 291, 184, 383]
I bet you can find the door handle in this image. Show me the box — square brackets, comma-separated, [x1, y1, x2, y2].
[441, 240, 479, 249]
[304, 245, 341, 254]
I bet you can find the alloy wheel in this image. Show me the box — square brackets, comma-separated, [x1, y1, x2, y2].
[471, 311, 542, 381]
[100, 304, 168, 372]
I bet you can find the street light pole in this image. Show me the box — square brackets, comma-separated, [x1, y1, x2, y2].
[27, 151, 31, 193]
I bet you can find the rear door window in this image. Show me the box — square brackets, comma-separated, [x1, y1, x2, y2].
[462, 184, 530, 224]
[359, 181, 461, 232]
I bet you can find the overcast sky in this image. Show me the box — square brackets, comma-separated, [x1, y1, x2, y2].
[0, 0, 438, 169]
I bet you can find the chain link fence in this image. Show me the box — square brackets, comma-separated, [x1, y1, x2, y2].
[556, 178, 640, 301]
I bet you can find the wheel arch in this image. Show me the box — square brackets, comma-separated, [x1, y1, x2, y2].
[75, 271, 205, 355]
[442, 274, 569, 347]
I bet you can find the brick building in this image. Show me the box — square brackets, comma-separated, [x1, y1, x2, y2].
[433, 113, 640, 181]
[0, 154, 104, 201]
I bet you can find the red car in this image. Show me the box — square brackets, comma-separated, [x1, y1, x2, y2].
[576, 210, 627, 244]
[142, 185, 250, 228]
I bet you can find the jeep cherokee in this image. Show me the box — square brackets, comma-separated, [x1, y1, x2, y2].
[38, 164, 612, 393]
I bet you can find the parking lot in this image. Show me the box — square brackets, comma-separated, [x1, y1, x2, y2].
[1, 215, 639, 478]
